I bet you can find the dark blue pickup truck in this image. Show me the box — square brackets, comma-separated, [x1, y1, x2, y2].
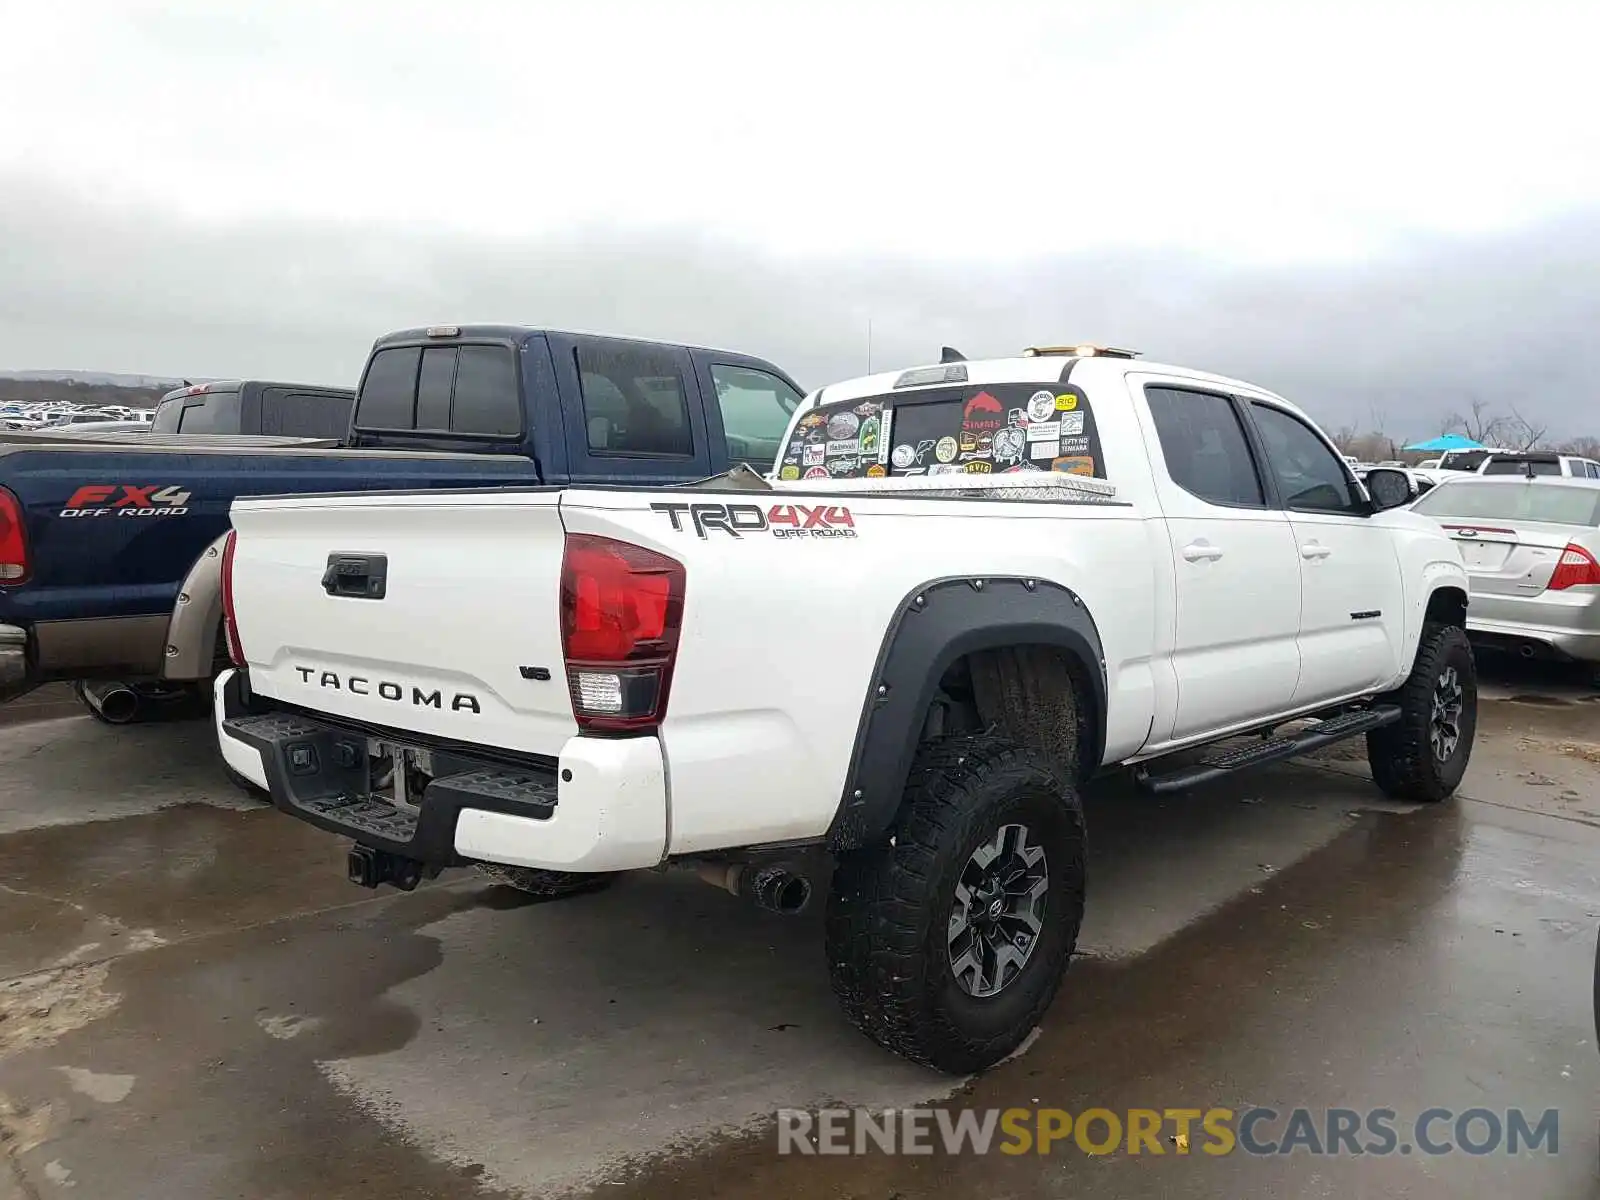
[0, 326, 805, 720]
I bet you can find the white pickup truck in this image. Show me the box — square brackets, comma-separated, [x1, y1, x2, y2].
[214, 347, 1476, 1074]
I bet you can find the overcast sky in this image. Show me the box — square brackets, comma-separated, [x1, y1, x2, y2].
[3, 0, 1599, 438]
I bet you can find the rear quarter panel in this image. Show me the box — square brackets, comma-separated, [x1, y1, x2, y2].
[559, 485, 1161, 854]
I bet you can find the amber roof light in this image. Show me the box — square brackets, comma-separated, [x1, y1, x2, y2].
[1022, 344, 1140, 360]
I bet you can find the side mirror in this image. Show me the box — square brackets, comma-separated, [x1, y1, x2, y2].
[1365, 467, 1415, 512]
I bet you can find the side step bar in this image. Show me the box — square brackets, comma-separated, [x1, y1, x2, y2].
[1135, 705, 1402, 795]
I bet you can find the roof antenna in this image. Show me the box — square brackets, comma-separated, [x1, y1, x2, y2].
[940, 346, 967, 363]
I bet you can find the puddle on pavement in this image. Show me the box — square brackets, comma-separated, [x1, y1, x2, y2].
[602, 806, 1504, 1200]
[3, 691, 1593, 1200]
[0, 803, 362, 978]
[2, 878, 519, 1200]
[1507, 693, 1575, 708]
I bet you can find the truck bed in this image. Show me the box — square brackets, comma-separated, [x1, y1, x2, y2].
[222, 474, 1150, 855]
[0, 439, 539, 689]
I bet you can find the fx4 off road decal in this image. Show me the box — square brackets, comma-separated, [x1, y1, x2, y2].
[60, 485, 192, 518]
[651, 501, 857, 540]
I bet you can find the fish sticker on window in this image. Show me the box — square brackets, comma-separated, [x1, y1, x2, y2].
[827, 412, 859, 440]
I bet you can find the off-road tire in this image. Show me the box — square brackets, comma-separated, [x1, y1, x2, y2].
[826, 732, 1086, 1074]
[473, 864, 617, 898]
[1365, 623, 1476, 802]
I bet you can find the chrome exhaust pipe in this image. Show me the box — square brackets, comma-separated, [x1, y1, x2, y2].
[695, 862, 813, 915]
[77, 681, 141, 724]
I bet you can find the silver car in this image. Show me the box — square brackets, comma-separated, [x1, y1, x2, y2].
[1410, 476, 1600, 668]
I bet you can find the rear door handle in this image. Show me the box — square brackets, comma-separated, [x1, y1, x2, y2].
[1300, 543, 1332, 561]
[1181, 541, 1224, 563]
[322, 553, 388, 600]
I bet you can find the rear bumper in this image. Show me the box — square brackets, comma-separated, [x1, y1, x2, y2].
[1466, 612, 1600, 664]
[213, 669, 668, 873]
[0, 614, 175, 704]
[34, 614, 170, 676]
[0, 624, 29, 702]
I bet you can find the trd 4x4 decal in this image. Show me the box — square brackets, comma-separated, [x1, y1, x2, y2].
[651, 501, 857, 540]
[61, 485, 192, 518]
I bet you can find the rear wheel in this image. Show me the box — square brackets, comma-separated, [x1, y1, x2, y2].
[1366, 623, 1476, 802]
[826, 733, 1085, 1074]
[473, 864, 616, 899]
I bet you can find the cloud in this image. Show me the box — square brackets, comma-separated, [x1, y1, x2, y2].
[9, 1, 1600, 265]
[1, 174, 1596, 439]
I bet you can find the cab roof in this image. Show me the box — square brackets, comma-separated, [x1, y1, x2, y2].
[803, 352, 1300, 414]
[373, 324, 747, 359]
[158, 380, 354, 403]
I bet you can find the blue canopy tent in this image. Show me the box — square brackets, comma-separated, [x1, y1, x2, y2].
[1403, 434, 1484, 452]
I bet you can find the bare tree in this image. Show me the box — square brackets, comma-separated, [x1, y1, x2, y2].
[1500, 405, 1548, 451]
[1555, 435, 1600, 458]
[1442, 397, 1508, 445]
[1348, 431, 1393, 463]
[1366, 403, 1400, 460]
[1328, 423, 1359, 453]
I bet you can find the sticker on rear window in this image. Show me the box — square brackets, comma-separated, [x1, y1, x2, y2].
[780, 383, 1105, 481]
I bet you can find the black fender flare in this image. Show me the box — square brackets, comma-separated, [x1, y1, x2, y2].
[826, 576, 1107, 852]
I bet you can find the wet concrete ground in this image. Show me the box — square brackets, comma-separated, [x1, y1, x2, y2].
[1, 668, 1597, 1199]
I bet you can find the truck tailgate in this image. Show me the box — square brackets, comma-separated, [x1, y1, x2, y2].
[228, 490, 576, 755]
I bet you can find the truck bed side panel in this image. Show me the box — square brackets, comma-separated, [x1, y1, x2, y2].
[557, 487, 1161, 853]
[0, 444, 539, 628]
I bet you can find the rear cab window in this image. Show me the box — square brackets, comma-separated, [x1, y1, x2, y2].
[150, 398, 183, 434]
[1412, 481, 1600, 527]
[1482, 456, 1561, 476]
[153, 387, 243, 434]
[354, 342, 522, 436]
[777, 381, 1105, 481]
[259, 388, 355, 438]
[1439, 449, 1493, 472]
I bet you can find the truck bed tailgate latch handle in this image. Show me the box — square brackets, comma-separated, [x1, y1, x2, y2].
[322, 553, 388, 600]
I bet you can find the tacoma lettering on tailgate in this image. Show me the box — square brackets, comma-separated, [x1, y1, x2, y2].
[294, 667, 482, 713]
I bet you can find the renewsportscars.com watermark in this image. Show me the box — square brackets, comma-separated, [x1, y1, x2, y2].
[777, 1106, 1561, 1158]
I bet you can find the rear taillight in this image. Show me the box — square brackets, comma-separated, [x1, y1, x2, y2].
[1547, 543, 1600, 591]
[559, 534, 685, 733]
[0, 487, 28, 583]
[220, 529, 245, 666]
